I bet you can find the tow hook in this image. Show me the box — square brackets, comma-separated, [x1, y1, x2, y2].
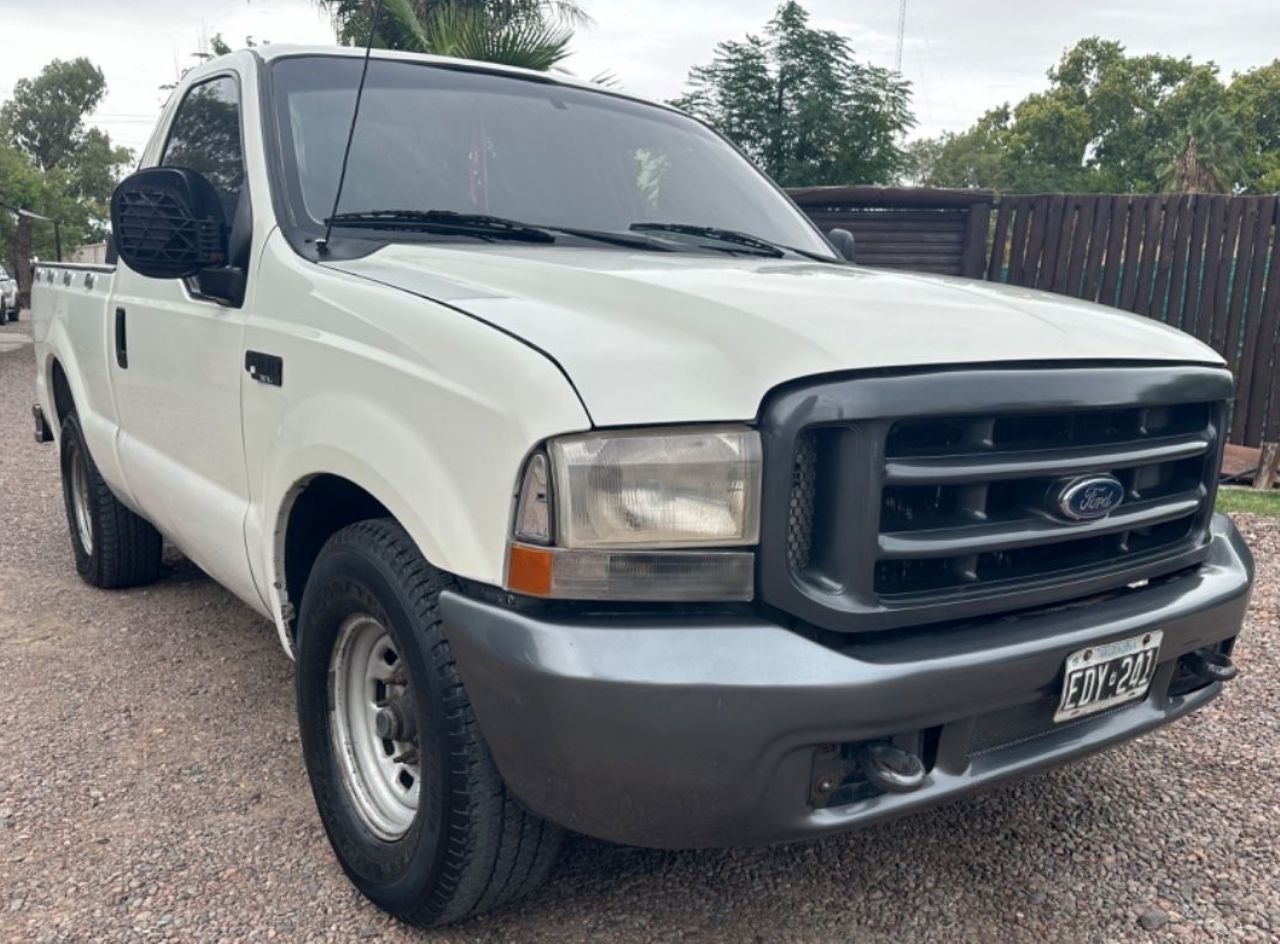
[855, 742, 927, 794]
[1185, 648, 1238, 684]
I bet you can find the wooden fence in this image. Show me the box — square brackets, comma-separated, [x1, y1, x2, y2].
[790, 186, 992, 278]
[792, 187, 1280, 449]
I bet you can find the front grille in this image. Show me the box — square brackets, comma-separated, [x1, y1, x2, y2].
[758, 366, 1232, 634]
[871, 402, 1211, 597]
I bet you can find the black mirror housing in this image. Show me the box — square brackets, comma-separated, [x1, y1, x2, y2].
[109, 167, 228, 280]
[826, 228, 857, 263]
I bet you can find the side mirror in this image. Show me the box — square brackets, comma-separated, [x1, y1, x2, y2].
[109, 167, 228, 280]
[827, 228, 857, 263]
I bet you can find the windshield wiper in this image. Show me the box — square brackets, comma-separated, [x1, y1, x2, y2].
[327, 210, 556, 243]
[543, 226, 678, 252]
[629, 223, 785, 257]
[326, 210, 681, 252]
[629, 222, 835, 261]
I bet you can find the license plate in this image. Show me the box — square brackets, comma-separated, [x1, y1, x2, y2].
[1054, 631, 1163, 723]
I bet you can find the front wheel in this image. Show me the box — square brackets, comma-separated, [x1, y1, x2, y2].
[295, 518, 561, 926]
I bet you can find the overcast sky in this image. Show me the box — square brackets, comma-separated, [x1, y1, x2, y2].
[2, 0, 1278, 157]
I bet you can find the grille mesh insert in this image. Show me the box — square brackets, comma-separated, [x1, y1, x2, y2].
[787, 432, 818, 571]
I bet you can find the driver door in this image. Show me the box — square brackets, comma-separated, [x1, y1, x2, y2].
[109, 73, 261, 607]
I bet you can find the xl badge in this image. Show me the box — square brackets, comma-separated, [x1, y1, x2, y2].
[1054, 475, 1124, 522]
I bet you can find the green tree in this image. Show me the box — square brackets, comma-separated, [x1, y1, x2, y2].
[1226, 60, 1280, 192]
[0, 145, 98, 297]
[316, 0, 587, 71]
[1043, 38, 1224, 192]
[0, 144, 46, 279]
[1000, 89, 1093, 191]
[1, 58, 111, 172]
[671, 1, 914, 187]
[915, 105, 1011, 189]
[901, 135, 944, 187]
[64, 128, 131, 205]
[0, 58, 132, 300]
[1160, 108, 1248, 192]
[922, 37, 1248, 193]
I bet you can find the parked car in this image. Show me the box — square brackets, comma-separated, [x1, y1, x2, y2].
[30, 47, 1254, 927]
[0, 264, 18, 321]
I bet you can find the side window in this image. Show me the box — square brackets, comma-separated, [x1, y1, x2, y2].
[161, 76, 245, 222]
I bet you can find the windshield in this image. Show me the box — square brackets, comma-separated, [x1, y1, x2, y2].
[268, 56, 833, 257]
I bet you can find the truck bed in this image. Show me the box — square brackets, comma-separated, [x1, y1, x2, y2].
[31, 262, 122, 488]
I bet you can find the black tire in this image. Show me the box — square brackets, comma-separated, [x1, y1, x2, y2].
[59, 413, 163, 588]
[295, 518, 561, 927]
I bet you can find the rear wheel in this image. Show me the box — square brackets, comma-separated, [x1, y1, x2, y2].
[295, 518, 561, 926]
[59, 413, 162, 588]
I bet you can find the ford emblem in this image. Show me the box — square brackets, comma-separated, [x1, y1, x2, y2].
[1054, 475, 1125, 522]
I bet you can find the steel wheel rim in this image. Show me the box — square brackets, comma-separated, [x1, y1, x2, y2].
[329, 613, 420, 840]
[68, 440, 94, 556]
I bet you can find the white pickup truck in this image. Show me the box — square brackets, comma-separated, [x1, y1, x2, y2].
[32, 46, 1253, 926]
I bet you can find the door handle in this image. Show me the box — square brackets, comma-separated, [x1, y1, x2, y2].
[114, 308, 128, 368]
[244, 350, 283, 387]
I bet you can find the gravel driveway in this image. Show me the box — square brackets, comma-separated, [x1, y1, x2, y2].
[2, 319, 1278, 943]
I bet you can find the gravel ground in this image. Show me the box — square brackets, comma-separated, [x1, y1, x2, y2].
[2, 317, 1279, 943]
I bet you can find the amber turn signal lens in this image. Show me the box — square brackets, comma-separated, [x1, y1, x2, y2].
[504, 542, 755, 601]
[507, 543, 554, 596]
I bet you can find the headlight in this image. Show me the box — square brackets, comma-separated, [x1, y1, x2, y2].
[506, 427, 761, 601]
[549, 427, 761, 548]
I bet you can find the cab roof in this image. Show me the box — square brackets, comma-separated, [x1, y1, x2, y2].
[240, 44, 656, 110]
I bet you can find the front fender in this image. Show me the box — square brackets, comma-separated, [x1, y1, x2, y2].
[241, 238, 593, 655]
[250, 388, 586, 656]
[262, 390, 493, 590]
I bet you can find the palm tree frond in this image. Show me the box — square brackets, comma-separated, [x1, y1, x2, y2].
[423, 3, 572, 71]
[481, 0, 592, 28]
[530, 0, 592, 28]
[588, 69, 621, 88]
[311, 0, 580, 71]
[379, 0, 432, 51]
[1160, 108, 1247, 193]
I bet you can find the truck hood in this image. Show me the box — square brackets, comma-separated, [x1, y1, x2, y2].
[331, 245, 1224, 427]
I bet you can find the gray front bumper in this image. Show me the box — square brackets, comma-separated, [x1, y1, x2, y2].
[441, 515, 1253, 849]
